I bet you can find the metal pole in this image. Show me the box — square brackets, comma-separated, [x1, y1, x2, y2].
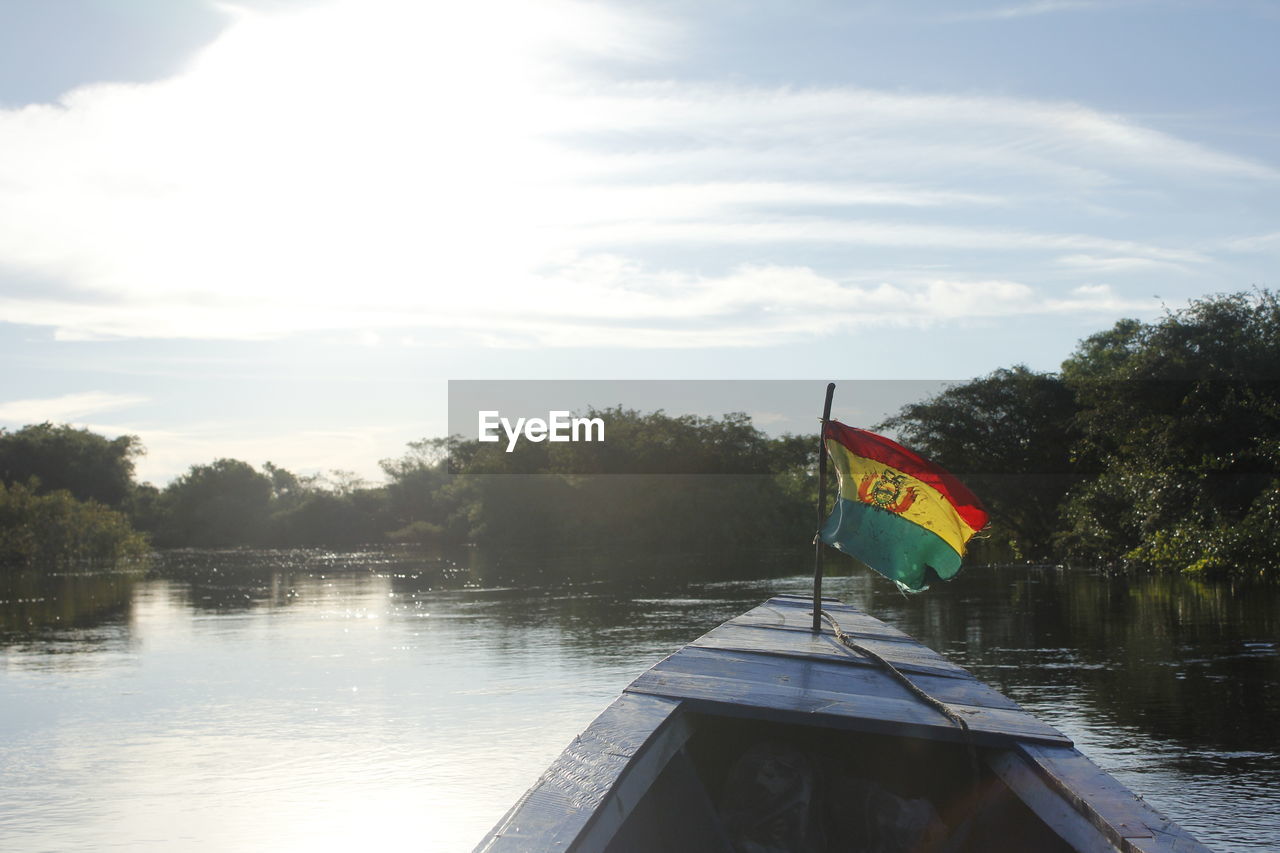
[812, 382, 836, 631]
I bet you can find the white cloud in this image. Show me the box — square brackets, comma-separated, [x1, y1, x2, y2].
[567, 220, 1208, 264]
[1, 255, 1162, 349]
[1046, 283, 1157, 313]
[366, 261, 1156, 349]
[944, 1, 1113, 21]
[1055, 253, 1194, 274]
[566, 82, 1277, 183]
[1220, 231, 1280, 252]
[0, 0, 1265, 348]
[0, 391, 148, 424]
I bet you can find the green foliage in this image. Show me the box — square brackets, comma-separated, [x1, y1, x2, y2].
[125, 482, 164, 534]
[1058, 291, 1280, 573]
[268, 487, 389, 547]
[539, 408, 787, 475]
[263, 462, 305, 504]
[0, 423, 142, 508]
[386, 519, 446, 544]
[0, 481, 148, 569]
[153, 459, 391, 548]
[374, 409, 818, 558]
[870, 290, 1280, 577]
[877, 366, 1079, 561]
[379, 437, 460, 543]
[157, 458, 274, 547]
[0, 413, 820, 563]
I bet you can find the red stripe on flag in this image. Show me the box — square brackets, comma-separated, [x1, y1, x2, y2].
[823, 420, 989, 533]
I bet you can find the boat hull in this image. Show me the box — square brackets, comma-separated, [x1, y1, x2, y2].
[476, 595, 1210, 852]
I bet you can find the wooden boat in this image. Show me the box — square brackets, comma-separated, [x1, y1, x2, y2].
[475, 594, 1210, 852]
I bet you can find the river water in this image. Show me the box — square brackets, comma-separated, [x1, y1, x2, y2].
[1, 549, 1277, 852]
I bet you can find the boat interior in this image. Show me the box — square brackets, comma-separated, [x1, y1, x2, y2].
[601, 712, 1077, 853]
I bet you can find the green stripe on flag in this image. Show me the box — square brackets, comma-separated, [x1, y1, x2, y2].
[819, 497, 962, 592]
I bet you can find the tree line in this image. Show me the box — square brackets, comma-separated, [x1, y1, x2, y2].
[0, 410, 817, 568]
[2, 290, 1279, 577]
[883, 290, 1280, 575]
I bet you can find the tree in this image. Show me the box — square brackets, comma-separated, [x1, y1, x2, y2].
[263, 462, 305, 507]
[268, 487, 389, 547]
[258, 460, 391, 547]
[375, 411, 820, 560]
[1058, 291, 1280, 572]
[0, 481, 147, 568]
[453, 409, 814, 555]
[379, 437, 461, 543]
[0, 423, 142, 508]
[877, 366, 1080, 561]
[158, 459, 273, 547]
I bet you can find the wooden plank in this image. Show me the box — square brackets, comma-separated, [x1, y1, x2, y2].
[1127, 828, 1220, 853]
[690, 621, 971, 680]
[568, 714, 697, 852]
[626, 660, 1071, 747]
[1014, 743, 1214, 853]
[772, 592, 869, 613]
[730, 598, 916, 642]
[593, 748, 734, 853]
[987, 749, 1126, 851]
[475, 693, 687, 853]
[651, 645, 1022, 712]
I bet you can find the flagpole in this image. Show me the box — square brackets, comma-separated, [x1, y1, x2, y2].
[812, 382, 836, 632]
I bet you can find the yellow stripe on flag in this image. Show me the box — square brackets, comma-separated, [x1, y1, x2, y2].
[826, 438, 981, 556]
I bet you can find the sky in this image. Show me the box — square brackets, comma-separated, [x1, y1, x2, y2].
[1, 0, 1277, 484]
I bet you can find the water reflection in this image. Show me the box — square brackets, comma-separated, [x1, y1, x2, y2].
[0, 568, 142, 668]
[849, 566, 1280, 851]
[863, 568, 1280, 754]
[0, 551, 1276, 851]
[1, 569, 140, 634]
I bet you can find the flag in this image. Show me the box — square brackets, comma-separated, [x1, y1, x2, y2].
[819, 421, 988, 592]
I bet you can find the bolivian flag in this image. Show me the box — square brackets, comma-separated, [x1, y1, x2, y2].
[820, 421, 988, 592]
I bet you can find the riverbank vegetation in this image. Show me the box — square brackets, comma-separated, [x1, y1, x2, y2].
[3, 291, 1279, 577]
[0, 480, 147, 568]
[882, 290, 1280, 575]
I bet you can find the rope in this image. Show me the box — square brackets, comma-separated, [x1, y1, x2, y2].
[819, 609, 982, 785]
